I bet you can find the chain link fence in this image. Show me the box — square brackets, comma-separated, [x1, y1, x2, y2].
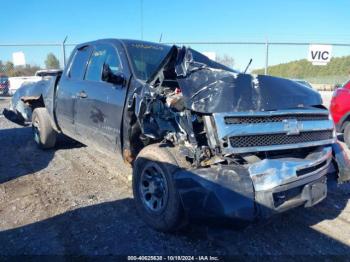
[0, 43, 72, 95]
[0, 40, 349, 96]
[167, 41, 350, 91]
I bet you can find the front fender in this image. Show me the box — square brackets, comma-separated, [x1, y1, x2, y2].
[332, 142, 350, 183]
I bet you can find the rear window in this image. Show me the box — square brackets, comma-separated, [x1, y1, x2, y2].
[68, 46, 92, 80]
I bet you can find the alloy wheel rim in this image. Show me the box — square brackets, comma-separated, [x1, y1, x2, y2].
[139, 162, 169, 213]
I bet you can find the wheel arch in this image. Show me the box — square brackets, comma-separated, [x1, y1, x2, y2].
[339, 112, 350, 132]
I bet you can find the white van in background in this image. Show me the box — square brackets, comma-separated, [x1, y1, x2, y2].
[8, 69, 61, 95]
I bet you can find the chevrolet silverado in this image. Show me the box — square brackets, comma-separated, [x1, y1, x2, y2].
[10, 39, 350, 232]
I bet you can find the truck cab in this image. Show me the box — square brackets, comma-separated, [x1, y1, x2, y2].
[55, 41, 130, 152]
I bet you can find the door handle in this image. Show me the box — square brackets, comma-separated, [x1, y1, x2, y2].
[77, 91, 88, 98]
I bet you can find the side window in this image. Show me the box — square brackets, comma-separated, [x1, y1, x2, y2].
[105, 46, 123, 75]
[85, 45, 122, 82]
[68, 46, 91, 80]
[85, 48, 107, 81]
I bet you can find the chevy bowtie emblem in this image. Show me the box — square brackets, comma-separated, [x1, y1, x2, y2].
[283, 119, 301, 135]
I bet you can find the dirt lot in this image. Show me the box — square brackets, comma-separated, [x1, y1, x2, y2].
[0, 96, 350, 257]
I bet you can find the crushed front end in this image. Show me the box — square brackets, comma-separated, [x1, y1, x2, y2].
[178, 109, 335, 221]
[127, 45, 339, 223]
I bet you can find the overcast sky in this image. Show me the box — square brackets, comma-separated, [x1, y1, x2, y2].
[1, 0, 349, 70]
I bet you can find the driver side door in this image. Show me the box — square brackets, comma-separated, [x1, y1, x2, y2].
[74, 43, 128, 153]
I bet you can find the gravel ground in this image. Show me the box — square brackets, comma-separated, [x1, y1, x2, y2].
[0, 96, 350, 257]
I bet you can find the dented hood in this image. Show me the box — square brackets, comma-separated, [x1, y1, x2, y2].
[148, 46, 322, 114]
[174, 48, 322, 113]
[177, 71, 322, 113]
[148, 46, 322, 113]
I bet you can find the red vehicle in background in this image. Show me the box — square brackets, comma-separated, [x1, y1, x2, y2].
[330, 80, 350, 148]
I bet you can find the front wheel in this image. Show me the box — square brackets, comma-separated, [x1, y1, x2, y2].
[132, 144, 186, 232]
[32, 108, 57, 149]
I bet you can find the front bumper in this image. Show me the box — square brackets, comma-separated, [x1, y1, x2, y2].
[175, 146, 332, 222]
[255, 171, 327, 218]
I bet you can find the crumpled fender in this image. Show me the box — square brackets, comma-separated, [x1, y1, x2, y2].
[332, 142, 350, 183]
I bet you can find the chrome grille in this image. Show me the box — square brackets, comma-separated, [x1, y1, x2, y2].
[209, 110, 335, 154]
[224, 114, 328, 125]
[229, 131, 333, 148]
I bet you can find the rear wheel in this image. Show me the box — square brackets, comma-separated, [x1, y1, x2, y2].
[132, 144, 187, 232]
[344, 122, 350, 148]
[32, 108, 57, 149]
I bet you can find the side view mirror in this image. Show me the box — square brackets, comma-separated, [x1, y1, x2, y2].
[102, 63, 126, 86]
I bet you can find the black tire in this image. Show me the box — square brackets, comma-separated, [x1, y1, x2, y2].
[32, 108, 57, 149]
[132, 144, 187, 232]
[344, 122, 350, 148]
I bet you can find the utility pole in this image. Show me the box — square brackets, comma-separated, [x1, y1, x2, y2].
[140, 0, 144, 40]
[265, 38, 269, 75]
[62, 36, 68, 68]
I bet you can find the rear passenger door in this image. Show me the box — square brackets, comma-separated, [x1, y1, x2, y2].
[74, 43, 128, 153]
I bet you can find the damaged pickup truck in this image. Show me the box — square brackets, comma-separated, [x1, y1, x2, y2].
[9, 39, 350, 232]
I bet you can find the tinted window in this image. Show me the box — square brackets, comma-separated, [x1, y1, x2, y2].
[85, 45, 122, 82]
[85, 49, 106, 81]
[69, 46, 91, 80]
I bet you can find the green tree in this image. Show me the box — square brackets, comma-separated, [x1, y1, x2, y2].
[0, 60, 4, 75]
[4, 61, 14, 76]
[45, 53, 60, 69]
[1, 61, 41, 77]
[216, 54, 235, 68]
[252, 55, 350, 84]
